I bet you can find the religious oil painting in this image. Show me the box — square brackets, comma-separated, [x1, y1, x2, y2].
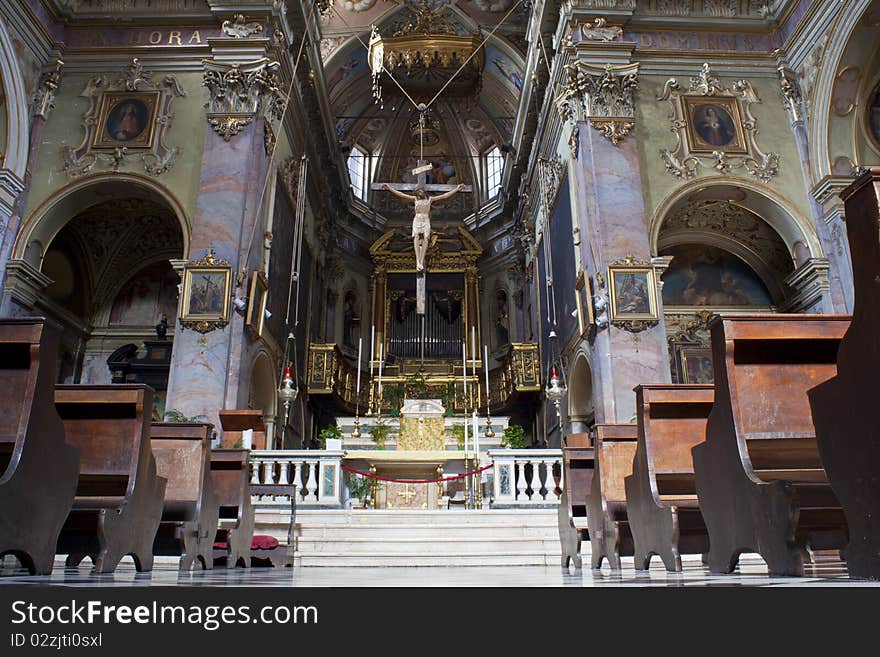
[680, 347, 714, 384]
[92, 91, 160, 149]
[608, 266, 658, 321]
[864, 79, 880, 151]
[575, 269, 594, 336]
[181, 267, 231, 326]
[246, 270, 269, 338]
[682, 96, 747, 154]
[660, 244, 773, 308]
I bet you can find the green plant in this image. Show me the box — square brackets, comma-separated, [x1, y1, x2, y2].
[501, 424, 527, 449]
[384, 384, 404, 416]
[404, 372, 429, 399]
[451, 424, 466, 449]
[347, 474, 373, 502]
[441, 381, 455, 415]
[369, 418, 391, 448]
[318, 423, 343, 449]
[164, 409, 208, 423]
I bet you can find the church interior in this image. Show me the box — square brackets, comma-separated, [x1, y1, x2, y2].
[0, 0, 879, 589]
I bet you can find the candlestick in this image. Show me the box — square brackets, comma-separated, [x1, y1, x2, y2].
[377, 343, 384, 415]
[483, 344, 490, 409]
[356, 337, 363, 403]
[462, 341, 468, 397]
[369, 325, 375, 376]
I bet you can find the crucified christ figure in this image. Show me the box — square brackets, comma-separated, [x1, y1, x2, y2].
[383, 183, 465, 272]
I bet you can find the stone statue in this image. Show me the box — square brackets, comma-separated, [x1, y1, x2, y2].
[155, 314, 168, 340]
[382, 184, 465, 273]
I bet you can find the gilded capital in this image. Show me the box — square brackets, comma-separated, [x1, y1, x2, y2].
[202, 58, 287, 140]
[556, 61, 639, 145]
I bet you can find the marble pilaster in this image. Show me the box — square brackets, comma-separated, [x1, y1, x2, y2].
[571, 120, 671, 424]
[165, 48, 278, 435]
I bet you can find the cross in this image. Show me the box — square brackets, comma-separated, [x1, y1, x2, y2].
[396, 483, 417, 505]
[371, 161, 472, 318]
[370, 160, 472, 197]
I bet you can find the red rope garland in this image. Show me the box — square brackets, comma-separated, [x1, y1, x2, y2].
[341, 463, 493, 484]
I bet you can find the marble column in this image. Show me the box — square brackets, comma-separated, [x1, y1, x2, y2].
[0, 61, 63, 317]
[779, 66, 851, 313]
[165, 51, 282, 434]
[562, 59, 670, 424]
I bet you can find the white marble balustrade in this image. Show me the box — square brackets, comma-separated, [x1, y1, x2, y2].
[249, 450, 345, 506]
[487, 449, 563, 505]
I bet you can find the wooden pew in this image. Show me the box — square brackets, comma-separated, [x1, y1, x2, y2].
[558, 433, 594, 570]
[809, 168, 880, 579]
[624, 384, 713, 572]
[249, 483, 298, 567]
[150, 423, 219, 570]
[54, 384, 166, 573]
[692, 314, 849, 576]
[587, 424, 637, 570]
[210, 449, 255, 568]
[0, 318, 80, 575]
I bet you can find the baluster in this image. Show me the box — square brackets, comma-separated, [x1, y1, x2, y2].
[306, 459, 319, 501]
[554, 459, 565, 502]
[250, 459, 261, 485]
[262, 459, 276, 486]
[292, 461, 303, 501]
[278, 460, 290, 486]
[529, 459, 542, 501]
[540, 459, 550, 501]
[515, 459, 527, 501]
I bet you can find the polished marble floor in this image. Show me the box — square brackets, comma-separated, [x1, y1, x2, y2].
[0, 554, 875, 587]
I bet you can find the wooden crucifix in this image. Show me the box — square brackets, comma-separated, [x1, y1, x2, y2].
[371, 162, 471, 316]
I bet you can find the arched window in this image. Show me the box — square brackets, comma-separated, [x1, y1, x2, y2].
[485, 146, 503, 199]
[347, 145, 370, 201]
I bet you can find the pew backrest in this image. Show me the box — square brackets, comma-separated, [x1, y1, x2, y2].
[637, 384, 713, 501]
[594, 424, 638, 506]
[55, 385, 153, 498]
[150, 423, 213, 508]
[0, 320, 54, 473]
[210, 448, 250, 517]
[711, 314, 849, 482]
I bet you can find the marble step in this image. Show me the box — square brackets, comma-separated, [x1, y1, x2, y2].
[295, 526, 560, 540]
[253, 507, 565, 567]
[296, 552, 563, 567]
[299, 534, 560, 554]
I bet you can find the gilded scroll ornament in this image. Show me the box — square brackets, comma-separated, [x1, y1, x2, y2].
[658, 62, 780, 182]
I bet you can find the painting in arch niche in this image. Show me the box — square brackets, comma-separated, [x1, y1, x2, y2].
[660, 244, 773, 307]
[109, 261, 179, 327]
[866, 79, 880, 150]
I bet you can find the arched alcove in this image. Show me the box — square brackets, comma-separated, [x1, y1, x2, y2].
[249, 351, 278, 449]
[568, 354, 594, 435]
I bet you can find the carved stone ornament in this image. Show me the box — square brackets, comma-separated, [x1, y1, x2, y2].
[777, 65, 805, 125]
[657, 62, 780, 182]
[32, 59, 64, 119]
[203, 58, 287, 141]
[221, 14, 264, 38]
[576, 17, 623, 42]
[538, 155, 566, 213]
[62, 58, 186, 178]
[556, 62, 639, 146]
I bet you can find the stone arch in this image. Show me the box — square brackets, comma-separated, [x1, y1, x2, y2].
[650, 178, 822, 262]
[650, 180, 825, 310]
[809, 0, 879, 181]
[0, 15, 30, 212]
[567, 353, 594, 435]
[13, 172, 191, 266]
